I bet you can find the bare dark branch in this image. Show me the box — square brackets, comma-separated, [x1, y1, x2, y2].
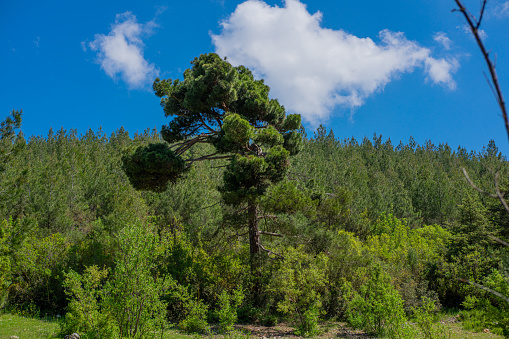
[477, 0, 487, 29]
[454, 0, 509, 144]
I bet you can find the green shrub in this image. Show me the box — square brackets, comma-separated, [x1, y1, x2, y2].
[178, 298, 209, 334]
[0, 218, 12, 308]
[294, 305, 320, 337]
[217, 288, 244, 333]
[412, 297, 450, 339]
[60, 266, 116, 339]
[267, 246, 327, 337]
[460, 269, 509, 336]
[11, 232, 69, 313]
[61, 221, 173, 338]
[347, 263, 409, 338]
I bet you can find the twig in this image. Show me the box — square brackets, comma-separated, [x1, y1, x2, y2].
[476, 0, 487, 29]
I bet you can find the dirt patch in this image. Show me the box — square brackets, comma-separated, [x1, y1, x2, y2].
[218, 322, 377, 338]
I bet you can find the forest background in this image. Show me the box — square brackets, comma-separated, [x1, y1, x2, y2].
[1, 109, 509, 337]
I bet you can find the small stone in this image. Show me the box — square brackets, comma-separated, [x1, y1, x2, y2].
[10, 336, 19, 339]
[483, 328, 490, 333]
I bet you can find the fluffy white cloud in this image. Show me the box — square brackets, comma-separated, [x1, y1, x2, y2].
[211, 0, 459, 124]
[88, 12, 159, 89]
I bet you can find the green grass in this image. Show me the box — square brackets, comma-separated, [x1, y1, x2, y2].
[0, 314, 58, 339]
[0, 313, 504, 339]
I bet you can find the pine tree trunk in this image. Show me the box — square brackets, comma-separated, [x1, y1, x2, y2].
[248, 202, 260, 255]
[248, 201, 262, 304]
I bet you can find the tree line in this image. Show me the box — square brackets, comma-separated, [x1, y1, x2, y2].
[1, 105, 508, 337]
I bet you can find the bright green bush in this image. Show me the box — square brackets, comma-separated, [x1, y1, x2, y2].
[267, 246, 327, 337]
[0, 218, 12, 307]
[217, 288, 244, 333]
[347, 263, 409, 338]
[178, 297, 209, 334]
[60, 265, 115, 338]
[11, 232, 69, 313]
[61, 221, 173, 338]
[460, 269, 509, 336]
[412, 297, 450, 339]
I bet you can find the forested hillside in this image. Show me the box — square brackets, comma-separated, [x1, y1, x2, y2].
[1, 115, 508, 337]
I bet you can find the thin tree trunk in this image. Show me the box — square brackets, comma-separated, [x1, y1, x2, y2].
[248, 202, 260, 255]
[248, 201, 262, 304]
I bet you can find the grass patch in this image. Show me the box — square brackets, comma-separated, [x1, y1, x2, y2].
[0, 314, 505, 339]
[0, 314, 58, 339]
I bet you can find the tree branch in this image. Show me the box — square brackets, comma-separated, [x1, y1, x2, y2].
[198, 116, 219, 135]
[489, 235, 509, 248]
[259, 243, 284, 259]
[476, 0, 487, 29]
[494, 171, 509, 214]
[186, 154, 233, 165]
[454, 0, 509, 144]
[259, 231, 284, 238]
[458, 277, 509, 303]
[461, 167, 498, 198]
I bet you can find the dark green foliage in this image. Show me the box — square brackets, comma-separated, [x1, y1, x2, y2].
[0, 110, 23, 174]
[122, 143, 187, 192]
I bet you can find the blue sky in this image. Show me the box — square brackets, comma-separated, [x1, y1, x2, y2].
[1, 0, 509, 154]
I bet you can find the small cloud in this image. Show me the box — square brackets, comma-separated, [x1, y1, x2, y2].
[212, 0, 459, 124]
[459, 24, 487, 40]
[80, 41, 87, 52]
[433, 32, 451, 50]
[33, 36, 40, 48]
[87, 11, 159, 89]
[491, 1, 509, 18]
[425, 57, 459, 90]
[155, 5, 168, 16]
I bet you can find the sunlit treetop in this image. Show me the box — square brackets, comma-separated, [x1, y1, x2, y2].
[123, 53, 303, 194]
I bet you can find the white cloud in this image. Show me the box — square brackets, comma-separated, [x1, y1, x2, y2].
[459, 24, 487, 40]
[211, 0, 459, 124]
[433, 32, 452, 50]
[88, 12, 159, 89]
[494, 1, 509, 17]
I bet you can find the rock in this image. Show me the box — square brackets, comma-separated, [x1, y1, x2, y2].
[10, 336, 19, 339]
[483, 328, 491, 333]
[64, 333, 80, 339]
